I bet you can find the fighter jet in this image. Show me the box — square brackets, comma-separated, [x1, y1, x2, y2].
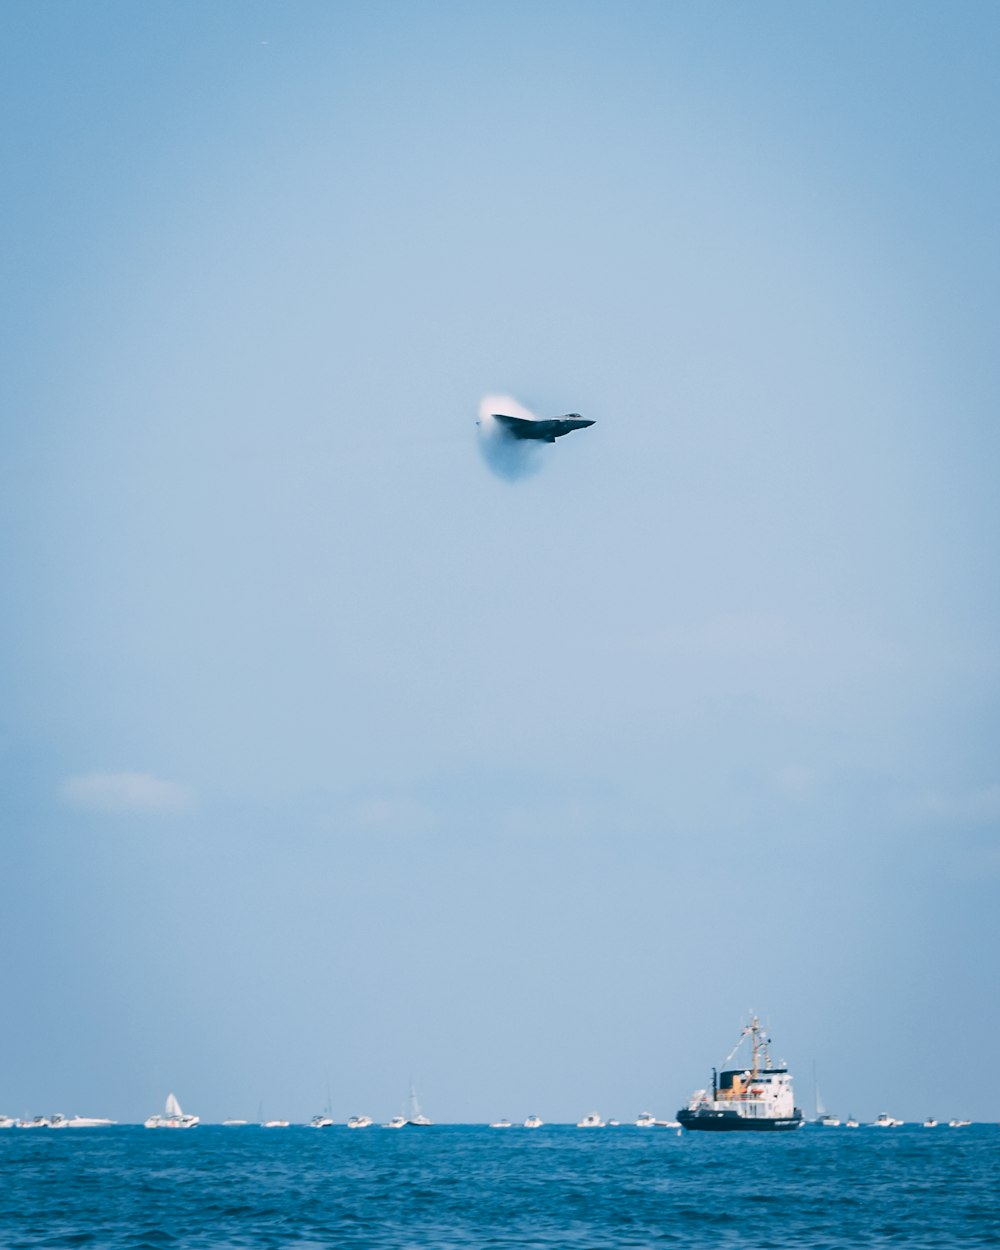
[491, 412, 595, 443]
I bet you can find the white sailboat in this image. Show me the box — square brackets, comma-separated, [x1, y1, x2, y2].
[405, 1086, 432, 1126]
[145, 1093, 199, 1129]
[813, 1065, 840, 1126]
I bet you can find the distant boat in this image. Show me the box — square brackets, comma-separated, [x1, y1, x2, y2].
[309, 1114, 334, 1128]
[607, 1119, 621, 1127]
[872, 1112, 902, 1127]
[145, 1093, 199, 1129]
[0, 1116, 16, 1129]
[405, 1087, 432, 1126]
[490, 1118, 512, 1129]
[382, 1115, 406, 1129]
[222, 1120, 248, 1126]
[656, 1118, 682, 1128]
[812, 1066, 839, 1125]
[523, 1115, 543, 1129]
[635, 1112, 656, 1128]
[17, 1117, 50, 1129]
[347, 1115, 373, 1129]
[52, 1115, 115, 1128]
[923, 1118, 938, 1127]
[261, 1120, 289, 1128]
[577, 1112, 605, 1128]
[845, 1116, 860, 1128]
[948, 1119, 971, 1127]
[677, 1016, 803, 1132]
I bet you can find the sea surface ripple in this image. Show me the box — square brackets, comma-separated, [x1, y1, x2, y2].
[2, 1124, 998, 1249]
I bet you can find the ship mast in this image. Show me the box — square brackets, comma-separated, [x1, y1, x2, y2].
[749, 1015, 771, 1076]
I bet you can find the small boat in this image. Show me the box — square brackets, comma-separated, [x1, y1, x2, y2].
[405, 1087, 432, 1126]
[490, 1118, 512, 1128]
[347, 1115, 373, 1129]
[261, 1120, 289, 1128]
[58, 1116, 115, 1128]
[577, 1112, 605, 1128]
[145, 1093, 199, 1129]
[923, 1118, 938, 1127]
[382, 1115, 406, 1129]
[948, 1119, 971, 1127]
[845, 1116, 859, 1128]
[17, 1116, 51, 1129]
[222, 1120, 248, 1126]
[872, 1112, 902, 1127]
[607, 1119, 621, 1127]
[523, 1115, 543, 1129]
[309, 1114, 334, 1128]
[812, 1070, 839, 1126]
[656, 1118, 682, 1128]
[0, 1116, 16, 1129]
[677, 1016, 803, 1132]
[635, 1112, 656, 1128]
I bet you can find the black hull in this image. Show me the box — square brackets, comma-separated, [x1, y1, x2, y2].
[678, 1108, 803, 1132]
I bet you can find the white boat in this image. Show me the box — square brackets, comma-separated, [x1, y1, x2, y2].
[0, 1116, 16, 1129]
[222, 1120, 248, 1126]
[347, 1115, 373, 1129]
[845, 1116, 859, 1128]
[523, 1115, 543, 1129]
[872, 1112, 902, 1127]
[490, 1118, 512, 1128]
[261, 1120, 289, 1128]
[923, 1118, 938, 1127]
[812, 1070, 839, 1126]
[309, 1114, 334, 1128]
[656, 1118, 682, 1128]
[58, 1115, 115, 1128]
[405, 1087, 432, 1126]
[17, 1116, 50, 1129]
[678, 1016, 803, 1132]
[577, 1112, 605, 1128]
[145, 1093, 199, 1129]
[382, 1115, 406, 1129]
[948, 1119, 971, 1127]
[635, 1112, 656, 1127]
[607, 1119, 620, 1126]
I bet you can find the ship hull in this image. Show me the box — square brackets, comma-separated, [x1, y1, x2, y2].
[678, 1108, 803, 1132]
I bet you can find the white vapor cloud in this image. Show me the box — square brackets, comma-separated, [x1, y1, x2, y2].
[477, 393, 542, 480]
[61, 771, 196, 814]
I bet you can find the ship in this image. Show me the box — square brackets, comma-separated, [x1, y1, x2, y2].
[677, 1016, 803, 1132]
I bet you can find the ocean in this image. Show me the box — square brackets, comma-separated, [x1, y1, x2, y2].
[2, 1124, 998, 1248]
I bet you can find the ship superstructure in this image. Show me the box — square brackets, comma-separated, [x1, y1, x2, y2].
[678, 1016, 803, 1132]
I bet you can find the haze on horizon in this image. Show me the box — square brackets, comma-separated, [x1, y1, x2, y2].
[2, 1, 998, 1126]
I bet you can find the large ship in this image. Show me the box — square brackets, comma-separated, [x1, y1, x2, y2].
[677, 1016, 803, 1132]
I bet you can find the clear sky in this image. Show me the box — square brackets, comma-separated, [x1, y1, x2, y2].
[2, 0, 998, 1124]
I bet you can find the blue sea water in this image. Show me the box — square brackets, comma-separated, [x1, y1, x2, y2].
[2, 1124, 998, 1249]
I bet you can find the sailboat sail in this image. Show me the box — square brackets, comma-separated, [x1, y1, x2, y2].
[165, 1093, 182, 1118]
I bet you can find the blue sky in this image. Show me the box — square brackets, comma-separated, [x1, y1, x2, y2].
[2, 0, 998, 1123]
